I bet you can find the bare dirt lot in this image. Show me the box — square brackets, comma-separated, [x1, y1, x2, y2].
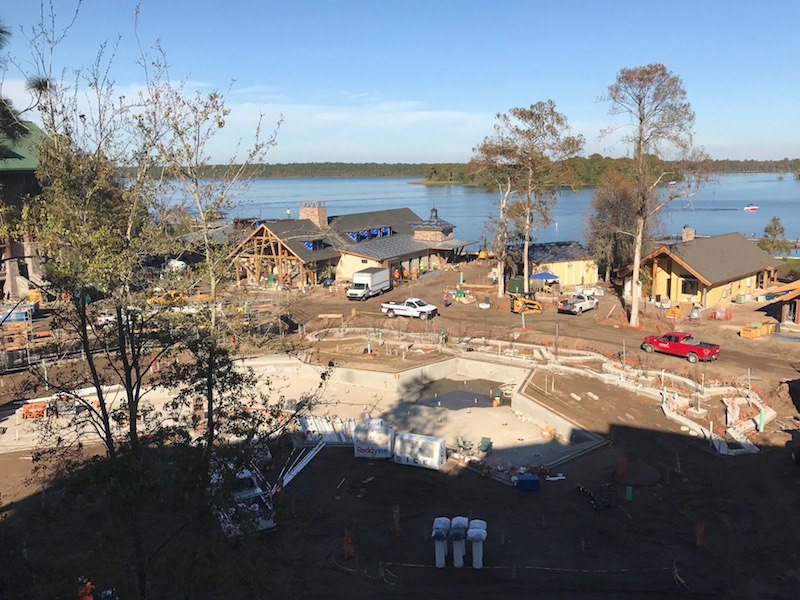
[265, 260, 800, 598]
[2, 260, 800, 599]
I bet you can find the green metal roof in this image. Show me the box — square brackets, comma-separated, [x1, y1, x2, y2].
[0, 121, 43, 172]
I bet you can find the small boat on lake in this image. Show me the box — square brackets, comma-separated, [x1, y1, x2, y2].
[744, 204, 759, 212]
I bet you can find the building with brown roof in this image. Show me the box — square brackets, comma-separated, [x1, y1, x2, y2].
[228, 203, 474, 287]
[617, 228, 782, 309]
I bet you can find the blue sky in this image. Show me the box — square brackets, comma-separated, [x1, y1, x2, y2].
[2, 0, 799, 164]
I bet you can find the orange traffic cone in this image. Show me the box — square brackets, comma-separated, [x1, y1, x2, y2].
[615, 454, 628, 482]
[342, 528, 355, 559]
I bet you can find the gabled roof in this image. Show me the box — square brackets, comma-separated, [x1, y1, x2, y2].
[254, 219, 341, 263]
[329, 208, 420, 236]
[530, 241, 591, 263]
[628, 233, 783, 286]
[0, 122, 43, 172]
[230, 207, 469, 265]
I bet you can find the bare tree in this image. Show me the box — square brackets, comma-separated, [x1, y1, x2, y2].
[586, 170, 639, 283]
[603, 63, 707, 326]
[467, 141, 514, 297]
[135, 35, 282, 460]
[470, 102, 583, 295]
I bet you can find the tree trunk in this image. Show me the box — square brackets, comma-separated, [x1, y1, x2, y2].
[496, 259, 505, 297]
[495, 178, 511, 299]
[628, 216, 645, 327]
[205, 342, 216, 451]
[75, 299, 116, 458]
[522, 210, 532, 293]
[131, 517, 149, 599]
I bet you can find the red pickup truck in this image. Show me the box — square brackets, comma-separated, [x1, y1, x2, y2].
[641, 331, 720, 363]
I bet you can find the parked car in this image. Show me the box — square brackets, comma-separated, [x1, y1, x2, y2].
[557, 293, 598, 315]
[641, 331, 720, 363]
[381, 298, 438, 320]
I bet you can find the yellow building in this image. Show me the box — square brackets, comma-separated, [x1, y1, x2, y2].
[530, 241, 598, 288]
[619, 230, 781, 308]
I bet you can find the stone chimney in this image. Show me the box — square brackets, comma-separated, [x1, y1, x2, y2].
[682, 225, 695, 242]
[299, 201, 328, 229]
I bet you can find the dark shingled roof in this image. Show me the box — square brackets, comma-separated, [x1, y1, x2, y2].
[257, 219, 341, 263]
[654, 233, 783, 286]
[412, 207, 454, 233]
[232, 207, 472, 265]
[338, 234, 475, 261]
[338, 234, 435, 261]
[329, 208, 421, 236]
[529, 241, 590, 262]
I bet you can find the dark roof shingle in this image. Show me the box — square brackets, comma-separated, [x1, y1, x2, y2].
[665, 233, 783, 285]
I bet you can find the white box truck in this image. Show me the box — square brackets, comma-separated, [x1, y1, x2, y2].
[346, 267, 391, 301]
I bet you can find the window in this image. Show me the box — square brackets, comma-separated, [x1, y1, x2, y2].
[301, 240, 328, 252]
[681, 279, 699, 295]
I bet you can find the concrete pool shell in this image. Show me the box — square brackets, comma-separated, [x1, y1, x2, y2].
[253, 352, 608, 473]
[257, 326, 775, 471]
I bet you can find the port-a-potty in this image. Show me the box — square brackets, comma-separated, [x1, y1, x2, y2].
[467, 519, 488, 569]
[450, 516, 469, 567]
[432, 517, 451, 568]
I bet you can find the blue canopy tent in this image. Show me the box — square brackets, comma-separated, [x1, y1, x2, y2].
[530, 272, 558, 280]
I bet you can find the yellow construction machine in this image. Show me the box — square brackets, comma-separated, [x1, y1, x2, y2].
[509, 293, 542, 315]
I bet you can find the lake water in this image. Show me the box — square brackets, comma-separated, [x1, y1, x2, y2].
[224, 172, 800, 254]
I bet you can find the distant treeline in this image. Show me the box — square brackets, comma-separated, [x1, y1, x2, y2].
[705, 158, 800, 173]
[202, 162, 428, 178]
[143, 157, 800, 185]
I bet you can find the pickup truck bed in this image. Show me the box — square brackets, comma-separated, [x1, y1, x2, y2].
[641, 331, 720, 363]
[557, 293, 598, 315]
[381, 298, 437, 320]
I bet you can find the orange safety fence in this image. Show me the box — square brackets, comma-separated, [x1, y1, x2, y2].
[22, 402, 48, 418]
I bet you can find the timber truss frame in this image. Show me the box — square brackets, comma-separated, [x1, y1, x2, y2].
[228, 224, 315, 287]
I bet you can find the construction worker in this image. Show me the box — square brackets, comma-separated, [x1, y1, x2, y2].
[76, 577, 94, 600]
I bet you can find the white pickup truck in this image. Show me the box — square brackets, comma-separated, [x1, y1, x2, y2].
[381, 298, 438, 320]
[557, 293, 599, 315]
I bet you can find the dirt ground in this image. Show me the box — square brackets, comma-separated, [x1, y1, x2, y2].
[260, 261, 800, 598]
[2, 260, 800, 598]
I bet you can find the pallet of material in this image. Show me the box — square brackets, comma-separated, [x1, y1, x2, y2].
[740, 322, 776, 339]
